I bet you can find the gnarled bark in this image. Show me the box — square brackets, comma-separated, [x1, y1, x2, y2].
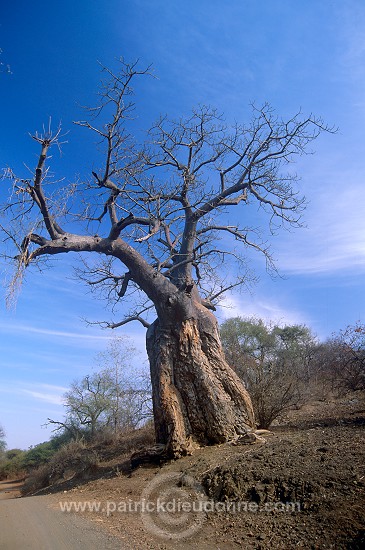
[146, 303, 255, 457]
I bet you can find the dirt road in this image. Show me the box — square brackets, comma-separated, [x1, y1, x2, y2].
[0, 488, 124, 550]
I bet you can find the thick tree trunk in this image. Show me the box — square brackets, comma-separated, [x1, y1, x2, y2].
[146, 302, 255, 457]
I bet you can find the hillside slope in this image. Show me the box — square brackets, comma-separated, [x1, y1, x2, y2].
[32, 392, 365, 549]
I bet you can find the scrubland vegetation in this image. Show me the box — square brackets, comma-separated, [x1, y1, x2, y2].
[1, 318, 364, 491]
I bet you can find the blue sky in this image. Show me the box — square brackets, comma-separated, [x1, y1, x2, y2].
[1, 0, 365, 449]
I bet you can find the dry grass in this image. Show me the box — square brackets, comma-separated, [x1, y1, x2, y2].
[22, 423, 155, 495]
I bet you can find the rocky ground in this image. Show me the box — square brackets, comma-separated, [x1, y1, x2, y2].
[34, 392, 365, 549]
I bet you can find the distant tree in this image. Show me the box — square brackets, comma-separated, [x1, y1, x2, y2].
[95, 336, 152, 433]
[4, 448, 23, 460]
[273, 324, 317, 384]
[0, 424, 6, 455]
[60, 372, 115, 438]
[221, 317, 317, 427]
[21, 441, 56, 470]
[0, 59, 333, 456]
[0, 449, 26, 480]
[317, 323, 365, 393]
[49, 428, 82, 449]
[48, 337, 151, 439]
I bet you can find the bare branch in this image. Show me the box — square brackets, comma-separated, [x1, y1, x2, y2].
[108, 315, 151, 329]
[1, 61, 333, 326]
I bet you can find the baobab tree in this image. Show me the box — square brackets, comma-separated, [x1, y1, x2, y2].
[0, 59, 332, 457]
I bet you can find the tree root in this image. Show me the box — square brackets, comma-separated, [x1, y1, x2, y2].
[130, 444, 171, 469]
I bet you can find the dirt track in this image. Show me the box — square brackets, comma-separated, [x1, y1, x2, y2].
[0, 488, 124, 550]
[0, 479, 23, 501]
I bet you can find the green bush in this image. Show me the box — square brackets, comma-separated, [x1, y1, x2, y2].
[0, 449, 26, 480]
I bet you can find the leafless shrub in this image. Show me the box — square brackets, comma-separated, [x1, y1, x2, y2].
[22, 463, 51, 495]
[245, 365, 303, 429]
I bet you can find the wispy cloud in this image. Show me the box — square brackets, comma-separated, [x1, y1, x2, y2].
[0, 382, 67, 406]
[21, 389, 64, 406]
[337, 1, 365, 79]
[0, 322, 113, 341]
[275, 174, 365, 275]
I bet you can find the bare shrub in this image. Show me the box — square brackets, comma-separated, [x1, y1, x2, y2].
[22, 463, 51, 495]
[221, 317, 316, 428]
[311, 323, 365, 396]
[94, 420, 155, 451]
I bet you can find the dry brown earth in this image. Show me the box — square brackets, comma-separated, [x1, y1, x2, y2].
[1, 392, 364, 549]
[48, 392, 365, 549]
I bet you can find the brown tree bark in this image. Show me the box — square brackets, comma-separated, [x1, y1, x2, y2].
[146, 301, 255, 457]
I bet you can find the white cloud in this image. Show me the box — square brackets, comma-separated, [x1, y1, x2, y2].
[217, 293, 307, 327]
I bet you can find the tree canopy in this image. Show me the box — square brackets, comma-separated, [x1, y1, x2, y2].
[1, 59, 332, 324]
[220, 317, 317, 427]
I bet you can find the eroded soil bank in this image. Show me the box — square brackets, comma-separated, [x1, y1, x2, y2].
[48, 392, 365, 549]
